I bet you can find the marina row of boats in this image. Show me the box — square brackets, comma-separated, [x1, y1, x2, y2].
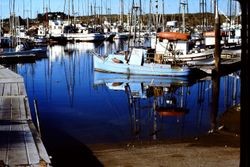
[0, 28, 241, 78]
[0, 7, 241, 78]
[92, 30, 241, 77]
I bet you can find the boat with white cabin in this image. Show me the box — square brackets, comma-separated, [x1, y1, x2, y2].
[153, 31, 214, 63]
[92, 47, 203, 77]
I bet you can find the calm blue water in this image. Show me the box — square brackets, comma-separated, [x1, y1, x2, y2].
[12, 40, 240, 165]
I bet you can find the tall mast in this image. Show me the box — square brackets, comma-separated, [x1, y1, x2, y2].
[43, 0, 45, 14]
[228, 0, 232, 26]
[148, 0, 152, 31]
[48, 0, 51, 12]
[9, 0, 16, 46]
[30, 0, 32, 19]
[155, 0, 158, 31]
[72, 0, 75, 24]
[23, 0, 25, 18]
[68, 0, 70, 23]
[120, 0, 124, 25]
[200, 0, 207, 31]
[162, 0, 165, 31]
[179, 0, 188, 32]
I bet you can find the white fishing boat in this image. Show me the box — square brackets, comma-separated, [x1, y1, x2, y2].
[64, 32, 105, 42]
[154, 32, 214, 63]
[92, 47, 202, 77]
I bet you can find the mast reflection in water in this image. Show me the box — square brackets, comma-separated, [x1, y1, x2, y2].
[14, 40, 240, 153]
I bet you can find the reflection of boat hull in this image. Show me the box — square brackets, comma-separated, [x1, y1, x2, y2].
[94, 71, 192, 86]
[94, 71, 195, 99]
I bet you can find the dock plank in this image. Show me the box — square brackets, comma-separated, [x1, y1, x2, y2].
[0, 122, 41, 166]
[0, 97, 30, 121]
[0, 68, 23, 83]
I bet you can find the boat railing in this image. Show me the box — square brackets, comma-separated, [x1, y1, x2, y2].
[90, 50, 108, 61]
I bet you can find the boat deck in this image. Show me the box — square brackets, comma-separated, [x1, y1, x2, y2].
[0, 65, 51, 167]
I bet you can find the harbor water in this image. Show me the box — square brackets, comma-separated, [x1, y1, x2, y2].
[8, 40, 240, 165]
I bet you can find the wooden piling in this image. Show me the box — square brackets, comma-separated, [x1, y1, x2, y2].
[213, 0, 221, 75]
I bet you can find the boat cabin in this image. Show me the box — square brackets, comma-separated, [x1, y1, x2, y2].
[128, 48, 147, 66]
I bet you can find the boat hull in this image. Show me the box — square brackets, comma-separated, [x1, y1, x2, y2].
[64, 33, 105, 42]
[93, 54, 192, 77]
[0, 48, 47, 58]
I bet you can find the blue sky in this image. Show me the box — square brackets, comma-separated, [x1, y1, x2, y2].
[0, 0, 240, 19]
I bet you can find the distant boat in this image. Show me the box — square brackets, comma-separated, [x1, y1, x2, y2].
[92, 47, 200, 77]
[64, 32, 106, 42]
[63, 24, 115, 42]
[0, 42, 47, 59]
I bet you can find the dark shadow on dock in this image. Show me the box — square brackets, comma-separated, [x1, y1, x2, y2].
[41, 125, 104, 167]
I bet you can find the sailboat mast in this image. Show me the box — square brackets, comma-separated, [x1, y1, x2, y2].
[155, 0, 158, 32]
[9, 0, 16, 46]
[139, 0, 141, 42]
[30, 0, 32, 19]
[120, 0, 124, 25]
[48, 0, 51, 12]
[148, 0, 152, 32]
[179, 0, 188, 32]
[68, 0, 70, 23]
[228, 0, 232, 26]
[162, 0, 165, 31]
[200, 0, 207, 31]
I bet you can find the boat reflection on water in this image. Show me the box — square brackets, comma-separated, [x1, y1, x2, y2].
[94, 72, 202, 140]
[94, 71, 240, 141]
[10, 42, 240, 166]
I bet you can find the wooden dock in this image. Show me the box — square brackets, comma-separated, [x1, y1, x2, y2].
[0, 65, 51, 167]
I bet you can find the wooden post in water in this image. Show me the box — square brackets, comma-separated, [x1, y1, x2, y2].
[213, 0, 221, 75]
[210, 70, 220, 132]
